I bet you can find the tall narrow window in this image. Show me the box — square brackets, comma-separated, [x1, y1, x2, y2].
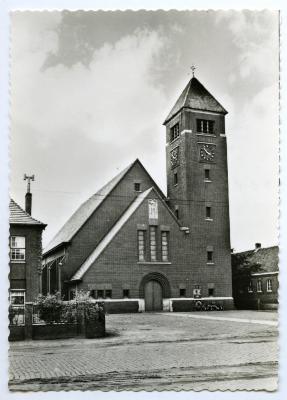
[138, 230, 145, 261]
[170, 123, 180, 142]
[267, 279, 272, 292]
[248, 281, 253, 293]
[174, 171, 178, 185]
[10, 236, 26, 261]
[257, 280, 262, 293]
[175, 206, 179, 219]
[123, 289, 130, 298]
[204, 168, 211, 181]
[207, 250, 213, 263]
[161, 231, 169, 261]
[150, 226, 157, 261]
[180, 288, 186, 297]
[208, 288, 215, 297]
[206, 206, 211, 219]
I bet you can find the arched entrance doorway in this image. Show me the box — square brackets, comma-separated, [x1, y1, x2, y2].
[139, 272, 171, 312]
[144, 280, 163, 311]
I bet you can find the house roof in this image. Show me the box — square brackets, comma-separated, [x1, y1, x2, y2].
[9, 199, 46, 226]
[164, 77, 227, 124]
[233, 246, 279, 273]
[71, 188, 154, 281]
[44, 159, 165, 255]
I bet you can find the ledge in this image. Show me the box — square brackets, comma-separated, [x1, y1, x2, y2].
[137, 261, 172, 265]
[206, 262, 215, 266]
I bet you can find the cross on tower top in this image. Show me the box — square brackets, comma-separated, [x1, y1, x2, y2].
[190, 65, 196, 77]
[24, 174, 35, 193]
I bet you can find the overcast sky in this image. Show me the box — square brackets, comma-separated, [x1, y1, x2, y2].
[10, 10, 279, 251]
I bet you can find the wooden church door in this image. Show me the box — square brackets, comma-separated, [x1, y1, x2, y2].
[144, 280, 163, 311]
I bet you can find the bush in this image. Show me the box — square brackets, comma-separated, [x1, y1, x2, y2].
[35, 293, 66, 324]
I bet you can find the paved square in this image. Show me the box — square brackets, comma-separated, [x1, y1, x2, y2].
[9, 310, 278, 391]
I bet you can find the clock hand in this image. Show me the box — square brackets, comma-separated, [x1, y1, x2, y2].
[203, 148, 212, 156]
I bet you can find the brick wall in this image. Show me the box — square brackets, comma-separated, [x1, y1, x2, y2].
[10, 225, 43, 302]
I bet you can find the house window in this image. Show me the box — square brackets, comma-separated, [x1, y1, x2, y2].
[10, 236, 25, 261]
[150, 226, 157, 261]
[174, 171, 178, 185]
[179, 288, 186, 297]
[197, 119, 215, 134]
[208, 288, 215, 297]
[9, 290, 25, 325]
[207, 250, 213, 262]
[134, 182, 141, 192]
[138, 230, 145, 261]
[267, 279, 272, 292]
[206, 206, 211, 219]
[161, 231, 169, 261]
[170, 123, 180, 142]
[257, 280, 262, 293]
[204, 168, 211, 181]
[97, 289, 104, 299]
[123, 289, 130, 298]
[248, 281, 253, 293]
[105, 290, 112, 299]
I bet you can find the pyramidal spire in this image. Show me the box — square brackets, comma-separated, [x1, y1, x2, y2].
[164, 76, 227, 125]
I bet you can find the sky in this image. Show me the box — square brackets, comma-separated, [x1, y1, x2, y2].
[10, 10, 279, 252]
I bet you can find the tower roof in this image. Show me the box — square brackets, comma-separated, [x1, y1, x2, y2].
[9, 199, 46, 227]
[164, 77, 227, 124]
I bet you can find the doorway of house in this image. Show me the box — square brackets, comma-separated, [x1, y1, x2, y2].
[144, 280, 163, 311]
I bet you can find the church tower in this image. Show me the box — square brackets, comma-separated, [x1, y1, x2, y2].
[164, 73, 233, 300]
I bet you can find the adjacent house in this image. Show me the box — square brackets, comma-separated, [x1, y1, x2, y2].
[42, 75, 234, 313]
[9, 195, 46, 323]
[232, 244, 279, 310]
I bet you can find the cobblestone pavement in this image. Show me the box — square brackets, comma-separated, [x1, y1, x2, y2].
[9, 310, 278, 392]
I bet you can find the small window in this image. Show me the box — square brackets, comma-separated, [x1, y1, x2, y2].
[105, 290, 112, 299]
[257, 280, 262, 293]
[175, 207, 179, 219]
[247, 281, 253, 293]
[138, 230, 145, 261]
[161, 231, 169, 262]
[123, 289, 130, 298]
[10, 236, 26, 261]
[206, 206, 211, 219]
[170, 123, 180, 142]
[150, 226, 157, 262]
[207, 250, 213, 262]
[267, 279, 272, 292]
[204, 169, 211, 181]
[197, 119, 214, 134]
[134, 182, 141, 192]
[10, 290, 25, 305]
[97, 289, 104, 299]
[174, 172, 178, 185]
[208, 288, 215, 297]
[179, 288, 186, 297]
[90, 290, 96, 299]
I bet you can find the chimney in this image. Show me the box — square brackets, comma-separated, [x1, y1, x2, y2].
[255, 243, 261, 251]
[24, 174, 35, 215]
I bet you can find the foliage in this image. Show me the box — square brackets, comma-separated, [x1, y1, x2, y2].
[35, 292, 64, 324]
[231, 253, 262, 296]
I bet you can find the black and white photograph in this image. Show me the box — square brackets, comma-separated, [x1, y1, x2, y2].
[5, 7, 280, 393]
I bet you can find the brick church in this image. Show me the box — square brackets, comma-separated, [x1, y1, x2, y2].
[42, 75, 234, 312]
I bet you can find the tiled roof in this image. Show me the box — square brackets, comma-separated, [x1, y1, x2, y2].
[44, 160, 138, 254]
[9, 199, 46, 226]
[71, 188, 153, 281]
[233, 246, 279, 273]
[164, 77, 227, 124]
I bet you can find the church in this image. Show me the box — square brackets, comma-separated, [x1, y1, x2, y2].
[42, 75, 234, 312]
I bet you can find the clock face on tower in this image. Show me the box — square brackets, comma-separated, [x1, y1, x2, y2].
[170, 146, 179, 168]
[199, 143, 216, 162]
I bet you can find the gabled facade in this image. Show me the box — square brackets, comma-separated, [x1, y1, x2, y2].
[43, 76, 234, 312]
[9, 199, 46, 308]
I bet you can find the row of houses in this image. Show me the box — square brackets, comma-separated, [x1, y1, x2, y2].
[9, 75, 279, 315]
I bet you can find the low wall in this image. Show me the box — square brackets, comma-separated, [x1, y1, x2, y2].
[104, 301, 139, 314]
[32, 323, 78, 340]
[9, 326, 25, 342]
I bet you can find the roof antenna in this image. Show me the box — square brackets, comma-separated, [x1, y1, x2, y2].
[190, 65, 196, 77]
